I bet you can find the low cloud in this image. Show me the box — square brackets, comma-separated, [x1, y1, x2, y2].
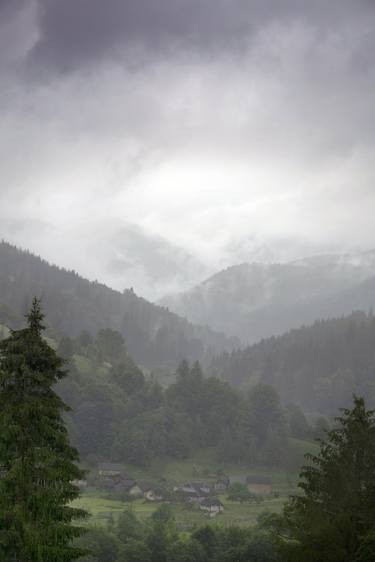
[0, 1, 374, 298]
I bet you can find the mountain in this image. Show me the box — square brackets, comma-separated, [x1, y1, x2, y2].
[160, 251, 375, 343]
[211, 310, 375, 416]
[220, 233, 336, 267]
[3, 220, 212, 301]
[69, 221, 212, 301]
[0, 241, 237, 368]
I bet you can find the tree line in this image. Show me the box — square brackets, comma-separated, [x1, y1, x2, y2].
[53, 328, 314, 469]
[0, 240, 236, 370]
[211, 311, 375, 415]
[75, 505, 280, 562]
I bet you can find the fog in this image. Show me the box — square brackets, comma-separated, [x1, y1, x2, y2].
[1, 0, 375, 299]
[3, 7, 375, 561]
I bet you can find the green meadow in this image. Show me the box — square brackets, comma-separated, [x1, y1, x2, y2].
[72, 492, 287, 530]
[73, 439, 318, 529]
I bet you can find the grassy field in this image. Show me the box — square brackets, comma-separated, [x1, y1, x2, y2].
[72, 491, 287, 530]
[110, 445, 306, 490]
[72, 441, 318, 530]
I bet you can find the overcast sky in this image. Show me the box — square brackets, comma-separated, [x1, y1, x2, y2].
[1, 1, 375, 299]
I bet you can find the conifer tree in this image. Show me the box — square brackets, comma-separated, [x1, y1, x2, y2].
[0, 298, 87, 561]
[281, 396, 375, 562]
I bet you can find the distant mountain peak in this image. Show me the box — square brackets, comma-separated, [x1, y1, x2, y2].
[160, 249, 375, 343]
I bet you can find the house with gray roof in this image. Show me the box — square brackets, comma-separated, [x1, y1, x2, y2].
[199, 498, 224, 517]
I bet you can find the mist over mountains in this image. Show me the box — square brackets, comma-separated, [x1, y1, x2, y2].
[4, 235, 375, 359]
[161, 251, 375, 343]
[68, 221, 212, 301]
[4, 221, 337, 302]
[2, 220, 211, 302]
[0, 241, 236, 369]
[3, 238, 375, 418]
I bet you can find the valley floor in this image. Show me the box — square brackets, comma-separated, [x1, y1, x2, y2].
[72, 491, 286, 530]
[72, 444, 317, 529]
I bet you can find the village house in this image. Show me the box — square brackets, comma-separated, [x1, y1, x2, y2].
[103, 477, 143, 496]
[174, 482, 211, 503]
[98, 463, 143, 497]
[120, 478, 143, 497]
[184, 489, 208, 503]
[101, 476, 142, 496]
[193, 482, 211, 494]
[177, 483, 197, 494]
[199, 498, 224, 517]
[246, 475, 272, 495]
[139, 481, 165, 501]
[175, 482, 211, 494]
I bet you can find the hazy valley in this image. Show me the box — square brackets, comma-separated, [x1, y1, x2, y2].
[2, 2, 374, 558]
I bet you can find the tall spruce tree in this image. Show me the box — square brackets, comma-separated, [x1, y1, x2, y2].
[280, 396, 375, 562]
[0, 298, 87, 561]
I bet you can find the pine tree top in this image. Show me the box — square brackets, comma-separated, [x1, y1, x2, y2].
[26, 297, 45, 336]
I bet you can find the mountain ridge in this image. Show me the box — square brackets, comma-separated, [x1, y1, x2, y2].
[0, 240, 238, 369]
[210, 309, 375, 416]
[160, 250, 375, 343]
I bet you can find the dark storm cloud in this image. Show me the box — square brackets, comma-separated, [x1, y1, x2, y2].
[31, 0, 249, 70]
[28, 0, 374, 71]
[0, 0, 27, 16]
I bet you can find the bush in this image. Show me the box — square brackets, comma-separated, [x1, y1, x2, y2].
[227, 483, 255, 503]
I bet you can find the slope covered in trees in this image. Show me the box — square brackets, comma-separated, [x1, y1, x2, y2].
[1, 319, 310, 470]
[211, 311, 375, 415]
[55, 330, 301, 468]
[0, 241, 237, 369]
[161, 252, 375, 342]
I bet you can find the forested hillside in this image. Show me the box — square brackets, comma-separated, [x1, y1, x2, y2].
[161, 252, 375, 342]
[211, 311, 375, 415]
[0, 322, 308, 470]
[0, 241, 237, 368]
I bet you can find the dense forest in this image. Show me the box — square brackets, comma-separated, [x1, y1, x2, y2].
[75, 506, 281, 562]
[31, 328, 312, 469]
[0, 241, 237, 369]
[211, 311, 375, 415]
